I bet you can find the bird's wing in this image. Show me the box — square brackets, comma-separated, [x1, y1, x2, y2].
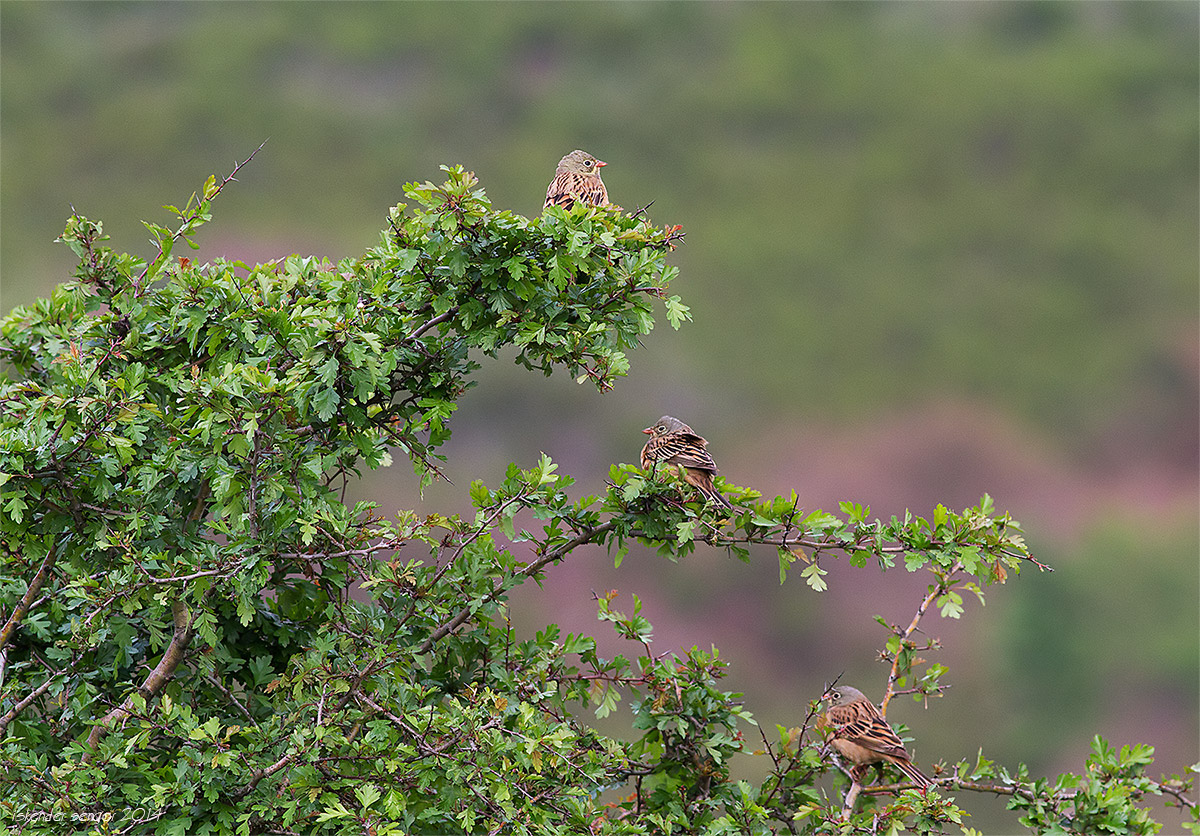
[544, 171, 578, 208]
[827, 704, 910, 761]
[653, 432, 718, 474]
[575, 176, 608, 207]
[545, 170, 608, 209]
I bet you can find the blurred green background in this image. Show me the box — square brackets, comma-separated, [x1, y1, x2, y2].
[3, 2, 1196, 829]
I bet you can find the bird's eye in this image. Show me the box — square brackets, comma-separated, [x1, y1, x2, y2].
[584, 159, 594, 168]
[656, 425, 665, 433]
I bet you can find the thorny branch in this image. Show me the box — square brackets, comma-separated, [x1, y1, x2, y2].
[135, 140, 267, 287]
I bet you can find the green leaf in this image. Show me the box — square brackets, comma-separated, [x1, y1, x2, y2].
[933, 503, 949, 529]
[469, 479, 490, 507]
[4, 493, 28, 523]
[664, 295, 691, 329]
[500, 508, 517, 541]
[354, 783, 382, 810]
[676, 519, 696, 545]
[937, 590, 964, 618]
[800, 561, 828, 592]
[613, 541, 629, 568]
[778, 548, 796, 584]
[316, 802, 353, 822]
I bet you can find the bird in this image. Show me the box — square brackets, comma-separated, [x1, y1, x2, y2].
[544, 149, 611, 211]
[640, 415, 732, 509]
[820, 684, 932, 788]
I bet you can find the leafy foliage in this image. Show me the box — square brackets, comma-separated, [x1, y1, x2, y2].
[0, 166, 1194, 834]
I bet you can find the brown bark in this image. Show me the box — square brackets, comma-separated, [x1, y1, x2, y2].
[82, 598, 199, 763]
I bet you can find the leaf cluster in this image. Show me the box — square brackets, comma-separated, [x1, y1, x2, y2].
[0, 167, 1193, 835]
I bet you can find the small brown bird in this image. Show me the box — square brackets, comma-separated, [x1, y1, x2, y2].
[640, 415, 731, 509]
[544, 149, 611, 211]
[821, 684, 932, 788]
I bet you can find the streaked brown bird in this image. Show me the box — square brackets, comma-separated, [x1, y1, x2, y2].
[821, 684, 932, 788]
[640, 415, 731, 509]
[544, 149, 611, 210]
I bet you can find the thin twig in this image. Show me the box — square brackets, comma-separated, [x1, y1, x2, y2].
[628, 199, 656, 220]
[881, 559, 960, 717]
[204, 673, 257, 725]
[135, 565, 225, 585]
[135, 141, 267, 286]
[237, 751, 298, 799]
[418, 521, 616, 653]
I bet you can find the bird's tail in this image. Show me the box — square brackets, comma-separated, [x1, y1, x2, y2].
[681, 467, 733, 511]
[895, 760, 932, 788]
[699, 483, 733, 511]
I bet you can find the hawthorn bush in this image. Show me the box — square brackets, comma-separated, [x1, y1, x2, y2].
[0, 157, 1195, 835]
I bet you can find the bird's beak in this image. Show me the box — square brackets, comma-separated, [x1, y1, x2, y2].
[596, 160, 607, 168]
[642, 427, 653, 435]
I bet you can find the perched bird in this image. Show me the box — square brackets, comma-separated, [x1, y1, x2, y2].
[640, 415, 731, 509]
[544, 149, 611, 211]
[821, 685, 932, 788]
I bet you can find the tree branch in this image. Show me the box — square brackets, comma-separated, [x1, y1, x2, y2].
[236, 751, 298, 800]
[82, 596, 203, 762]
[0, 542, 58, 653]
[408, 307, 458, 342]
[927, 778, 1034, 799]
[0, 669, 60, 739]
